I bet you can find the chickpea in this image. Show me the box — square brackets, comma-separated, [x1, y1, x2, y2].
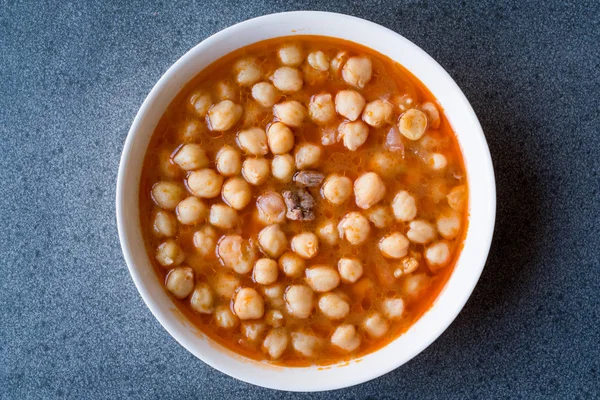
[242, 157, 270, 186]
[302, 62, 328, 86]
[278, 43, 304, 66]
[392, 190, 417, 222]
[241, 322, 266, 342]
[221, 177, 252, 210]
[256, 191, 286, 225]
[437, 211, 461, 239]
[233, 57, 262, 87]
[209, 204, 238, 229]
[338, 212, 370, 245]
[335, 90, 366, 121]
[258, 224, 288, 258]
[236, 127, 268, 156]
[253, 258, 279, 285]
[316, 220, 338, 246]
[321, 174, 352, 205]
[190, 283, 214, 314]
[398, 108, 428, 140]
[251, 82, 279, 108]
[262, 327, 288, 359]
[425, 241, 451, 271]
[330, 51, 348, 74]
[158, 148, 181, 179]
[156, 239, 185, 267]
[331, 324, 361, 352]
[305, 266, 340, 293]
[234, 288, 265, 320]
[266, 122, 295, 155]
[361, 100, 394, 128]
[354, 172, 386, 209]
[152, 181, 186, 210]
[379, 232, 410, 259]
[362, 313, 389, 338]
[211, 272, 240, 298]
[271, 154, 296, 182]
[404, 273, 431, 297]
[342, 56, 372, 89]
[318, 292, 349, 319]
[446, 185, 467, 212]
[165, 266, 195, 299]
[213, 80, 238, 102]
[273, 100, 306, 128]
[396, 256, 420, 277]
[217, 234, 256, 274]
[284, 285, 314, 318]
[263, 283, 285, 308]
[366, 205, 393, 229]
[192, 225, 217, 258]
[278, 252, 306, 278]
[295, 143, 322, 170]
[338, 258, 363, 283]
[307, 50, 330, 71]
[265, 309, 285, 328]
[338, 120, 369, 151]
[187, 169, 224, 199]
[214, 305, 239, 329]
[188, 90, 212, 117]
[291, 331, 320, 357]
[207, 100, 243, 131]
[407, 220, 436, 244]
[215, 145, 242, 177]
[291, 232, 319, 259]
[270, 67, 303, 93]
[429, 153, 447, 170]
[176, 196, 207, 225]
[381, 298, 405, 320]
[421, 101, 441, 129]
[179, 119, 206, 143]
[308, 93, 336, 125]
[172, 144, 209, 171]
[153, 210, 177, 237]
[369, 152, 403, 178]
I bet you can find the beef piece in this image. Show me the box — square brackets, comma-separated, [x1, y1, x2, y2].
[283, 188, 316, 221]
[293, 171, 325, 188]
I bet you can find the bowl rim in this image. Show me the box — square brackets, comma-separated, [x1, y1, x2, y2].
[116, 10, 496, 392]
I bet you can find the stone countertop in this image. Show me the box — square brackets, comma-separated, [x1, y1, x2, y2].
[1, 1, 598, 398]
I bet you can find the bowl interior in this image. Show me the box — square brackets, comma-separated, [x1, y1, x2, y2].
[116, 11, 495, 392]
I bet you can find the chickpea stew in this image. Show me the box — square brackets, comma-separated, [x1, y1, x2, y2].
[140, 36, 468, 366]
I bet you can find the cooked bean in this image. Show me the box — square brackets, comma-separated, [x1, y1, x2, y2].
[256, 191, 286, 225]
[309, 93, 336, 125]
[153, 210, 177, 237]
[369, 152, 403, 178]
[318, 292, 349, 319]
[188, 90, 212, 117]
[302, 61, 328, 86]
[342, 56, 372, 89]
[437, 211, 461, 239]
[379, 232, 410, 259]
[215, 145, 242, 177]
[291, 232, 319, 259]
[294, 143, 322, 170]
[398, 108, 428, 140]
[330, 51, 348, 74]
[192, 225, 217, 258]
[263, 283, 285, 308]
[271, 154, 296, 182]
[284, 285, 314, 318]
[338, 212, 370, 245]
[211, 272, 240, 298]
[234, 287, 265, 320]
[258, 224, 288, 258]
[338, 120, 369, 151]
[421, 101, 440, 129]
[293, 170, 325, 188]
[316, 220, 338, 246]
[338, 258, 363, 283]
[407, 220, 436, 244]
[241, 322, 267, 342]
[165, 266, 194, 299]
[213, 80, 238, 102]
[179, 119, 206, 143]
[354, 172, 386, 209]
[190, 283, 214, 314]
[262, 327, 288, 359]
[335, 90, 366, 121]
[331, 324, 361, 352]
[425, 241, 451, 271]
[234, 57, 262, 87]
[403, 273, 431, 297]
[221, 177, 252, 210]
[393, 256, 419, 278]
[278, 44, 303, 66]
[271, 67, 303, 93]
[362, 100, 394, 128]
[173, 144, 209, 171]
[158, 148, 181, 179]
[217, 234, 256, 274]
[278, 252, 306, 278]
[253, 258, 279, 285]
[307, 51, 329, 71]
[362, 312, 389, 338]
[429, 153, 447, 170]
[209, 204, 238, 229]
[265, 309, 285, 328]
[152, 181, 186, 210]
[391, 190, 417, 222]
[366, 205, 393, 229]
[266, 122, 295, 155]
[214, 305, 239, 329]
[381, 298, 405, 320]
[176, 196, 207, 225]
[187, 169, 224, 199]
[291, 331, 320, 357]
[305, 265, 340, 292]
[207, 100, 243, 131]
[273, 100, 306, 128]
[156, 239, 185, 267]
[251, 82, 279, 107]
[447, 185, 467, 212]
[242, 157, 270, 186]
[237, 127, 268, 156]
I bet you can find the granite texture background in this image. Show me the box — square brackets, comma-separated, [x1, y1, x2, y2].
[1, 0, 599, 398]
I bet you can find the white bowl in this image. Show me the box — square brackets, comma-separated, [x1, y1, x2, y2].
[116, 11, 496, 392]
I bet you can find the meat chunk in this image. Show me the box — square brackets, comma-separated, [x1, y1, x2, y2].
[293, 171, 325, 188]
[283, 189, 316, 221]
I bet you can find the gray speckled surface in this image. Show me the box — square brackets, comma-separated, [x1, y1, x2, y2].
[1, 0, 599, 398]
